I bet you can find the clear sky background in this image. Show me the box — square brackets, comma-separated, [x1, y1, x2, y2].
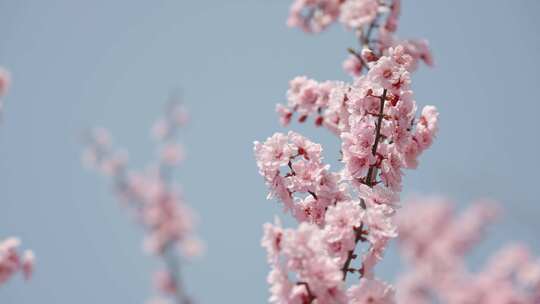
[0, 0, 539, 303]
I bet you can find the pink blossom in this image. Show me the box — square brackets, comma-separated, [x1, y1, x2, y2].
[363, 203, 396, 243]
[267, 265, 295, 304]
[180, 237, 204, 258]
[276, 103, 293, 126]
[262, 219, 284, 262]
[384, 0, 401, 32]
[254, 132, 294, 176]
[339, 0, 380, 29]
[361, 237, 389, 279]
[256, 48, 439, 301]
[0, 238, 34, 285]
[160, 144, 184, 165]
[283, 76, 336, 124]
[347, 278, 395, 304]
[341, 119, 376, 179]
[379, 29, 434, 71]
[283, 223, 346, 302]
[254, 131, 345, 222]
[357, 184, 399, 206]
[287, 0, 342, 33]
[21, 250, 34, 280]
[396, 197, 540, 304]
[343, 54, 364, 77]
[0, 67, 11, 97]
[323, 201, 363, 261]
[395, 271, 432, 304]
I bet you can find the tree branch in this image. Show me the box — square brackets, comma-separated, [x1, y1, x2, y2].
[342, 90, 387, 281]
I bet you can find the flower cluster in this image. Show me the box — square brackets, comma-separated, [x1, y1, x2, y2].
[256, 48, 437, 303]
[287, 0, 432, 77]
[287, 0, 343, 33]
[83, 101, 202, 304]
[271, 46, 439, 189]
[396, 197, 540, 304]
[256, 1, 439, 301]
[0, 237, 34, 286]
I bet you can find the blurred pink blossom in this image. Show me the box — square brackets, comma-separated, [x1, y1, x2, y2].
[0, 67, 11, 97]
[0, 238, 35, 285]
[83, 101, 201, 304]
[396, 197, 540, 304]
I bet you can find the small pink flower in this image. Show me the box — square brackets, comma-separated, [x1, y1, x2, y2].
[0, 67, 11, 97]
[0, 238, 34, 285]
[276, 104, 293, 126]
[287, 0, 342, 33]
[343, 54, 363, 77]
[21, 250, 34, 281]
[347, 278, 395, 304]
[262, 219, 284, 262]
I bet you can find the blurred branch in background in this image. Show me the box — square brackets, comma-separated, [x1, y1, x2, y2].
[82, 98, 203, 304]
[396, 196, 540, 303]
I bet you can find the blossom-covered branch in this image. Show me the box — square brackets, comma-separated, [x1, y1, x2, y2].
[255, 1, 438, 303]
[287, 0, 432, 79]
[0, 68, 35, 287]
[83, 101, 202, 304]
[396, 196, 540, 303]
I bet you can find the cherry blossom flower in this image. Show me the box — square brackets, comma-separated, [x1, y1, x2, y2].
[343, 54, 364, 77]
[263, 222, 347, 303]
[0, 67, 11, 97]
[287, 0, 342, 33]
[339, 0, 380, 30]
[0, 238, 35, 285]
